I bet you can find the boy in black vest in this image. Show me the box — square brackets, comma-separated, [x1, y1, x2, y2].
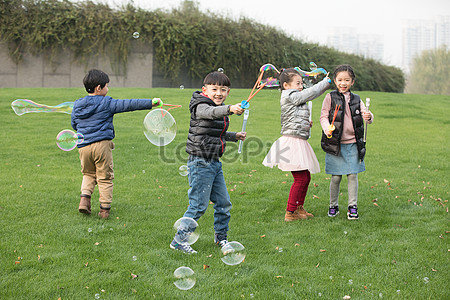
[170, 71, 246, 253]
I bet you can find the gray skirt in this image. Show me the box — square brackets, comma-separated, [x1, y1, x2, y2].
[325, 143, 365, 175]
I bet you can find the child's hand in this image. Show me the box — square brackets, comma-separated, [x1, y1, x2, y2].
[152, 98, 163, 107]
[236, 132, 247, 141]
[230, 104, 244, 115]
[362, 111, 372, 121]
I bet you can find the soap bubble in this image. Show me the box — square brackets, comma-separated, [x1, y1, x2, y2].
[217, 68, 224, 73]
[179, 165, 189, 176]
[173, 266, 196, 290]
[221, 241, 246, 266]
[423, 277, 429, 283]
[179, 85, 185, 90]
[143, 109, 177, 146]
[173, 217, 199, 245]
[132, 256, 137, 261]
[95, 293, 100, 299]
[132, 31, 140, 39]
[56, 129, 84, 151]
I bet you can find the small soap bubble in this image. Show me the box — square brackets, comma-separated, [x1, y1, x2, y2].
[344, 231, 348, 235]
[423, 277, 429, 283]
[329, 276, 333, 280]
[88, 228, 92, 233]
[379, 292, 383, 298]
[56, 129, 79, 151]
[132, 31, 140, 39]
[217, 68, 224, 73]
[173, 217, 199, 245]
[278, 247, 283, 253]
[179, 85, 185, 90]
[132, 256, 137, 261]
[173, 266, 196, 290]
[179, 165, 189, 176]
[318, 292, 322, 297]
[95, 293, 100, 299]
[396, 290, 401, 294]
[348, 279, 353, 285]
[221, 241, 246, 266]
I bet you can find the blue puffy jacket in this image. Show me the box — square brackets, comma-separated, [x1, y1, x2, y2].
[71, 95, 153, 148]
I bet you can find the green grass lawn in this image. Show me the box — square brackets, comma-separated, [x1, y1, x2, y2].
[0, 87, 448, 299]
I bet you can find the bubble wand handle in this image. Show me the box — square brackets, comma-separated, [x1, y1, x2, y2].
[238, 109, 249, 154]
[327, 104, 341, 138]
[364, 98, 370, 143]
[308, 101, 313, 138]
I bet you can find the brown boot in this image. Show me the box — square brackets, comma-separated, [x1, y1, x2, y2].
[78, 194, 91, 214]
[98, 206, 110, 219]
[295, 205, 314, 218]
[284, 210, 307, 222]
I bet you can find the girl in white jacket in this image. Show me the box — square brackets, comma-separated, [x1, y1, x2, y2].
[263, 68, 330, 221]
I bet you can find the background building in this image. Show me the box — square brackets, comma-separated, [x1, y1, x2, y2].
[402, 15, 450, 73]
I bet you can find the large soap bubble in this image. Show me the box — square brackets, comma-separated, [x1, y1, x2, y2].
[221, 241, 246, 266]
[173, 266, 196, 290]
[173, 217, 199, 245]
[143, 109, 177, 146]
[56, 129, 84, 151]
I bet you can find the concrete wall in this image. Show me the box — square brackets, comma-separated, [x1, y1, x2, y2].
[0, 40, 154, 88]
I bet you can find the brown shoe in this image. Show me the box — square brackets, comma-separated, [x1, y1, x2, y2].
[284, 210, 307, 222]
[78, 194, 91, 214]
[295, 205, 314, 218]
[98, 207, 110, 219]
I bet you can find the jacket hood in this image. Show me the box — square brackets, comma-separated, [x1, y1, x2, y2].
[73, 95, 105, 119]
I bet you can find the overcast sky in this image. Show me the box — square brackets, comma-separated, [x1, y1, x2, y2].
[71, 0, 449, 68]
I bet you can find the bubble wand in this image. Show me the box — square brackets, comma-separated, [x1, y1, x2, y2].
[237, 109, 249, 154]
[327, 104, 340, 138]
[241, 63, 279, 109]
[363, 98, 370, 143]
[308, 101, 313, 138]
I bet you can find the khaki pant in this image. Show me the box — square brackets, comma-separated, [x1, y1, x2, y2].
[79, 140, 115, 208]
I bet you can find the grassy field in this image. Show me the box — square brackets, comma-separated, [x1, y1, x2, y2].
[0, 87, 448, 299]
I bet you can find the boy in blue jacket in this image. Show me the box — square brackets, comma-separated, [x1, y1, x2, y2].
[71, 69, 161, 219]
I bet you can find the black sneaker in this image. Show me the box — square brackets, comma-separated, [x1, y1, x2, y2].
[328, 206, 339, 217]
[214, 233, 228, 248]
[347, 205, 359, 220]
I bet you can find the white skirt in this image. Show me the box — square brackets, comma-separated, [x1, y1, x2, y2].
[262, 136, 320, 173]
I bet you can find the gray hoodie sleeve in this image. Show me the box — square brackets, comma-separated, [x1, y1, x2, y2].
[195, 103, 231, 119]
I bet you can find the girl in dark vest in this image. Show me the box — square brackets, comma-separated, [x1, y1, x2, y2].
[320, 65, 373, 220]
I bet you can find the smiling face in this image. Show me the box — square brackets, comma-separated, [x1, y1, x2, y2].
[282, 74, 303, 91]
[202, 84, 230, 105]
[334, 71, 354, 93]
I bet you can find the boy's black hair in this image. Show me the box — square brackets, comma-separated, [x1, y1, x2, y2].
[333, 64, 356, 81]
[203, 71, 231, 87]
[279, 68, 300, 91]
[83, 69, 110, 93]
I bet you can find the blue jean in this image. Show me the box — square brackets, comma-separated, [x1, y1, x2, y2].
[183, 155, 232, 235]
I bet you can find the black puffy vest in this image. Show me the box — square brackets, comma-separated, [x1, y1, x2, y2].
[321, 90, 366, 161]
[185, 92, 229, 159]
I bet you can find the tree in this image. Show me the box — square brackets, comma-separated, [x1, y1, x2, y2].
[406, 46, 450, 95]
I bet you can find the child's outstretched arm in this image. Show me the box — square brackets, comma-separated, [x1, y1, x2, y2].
[288, 77, 331, 106]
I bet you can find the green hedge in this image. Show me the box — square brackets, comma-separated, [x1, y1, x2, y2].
[0, 0, 405, 91]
